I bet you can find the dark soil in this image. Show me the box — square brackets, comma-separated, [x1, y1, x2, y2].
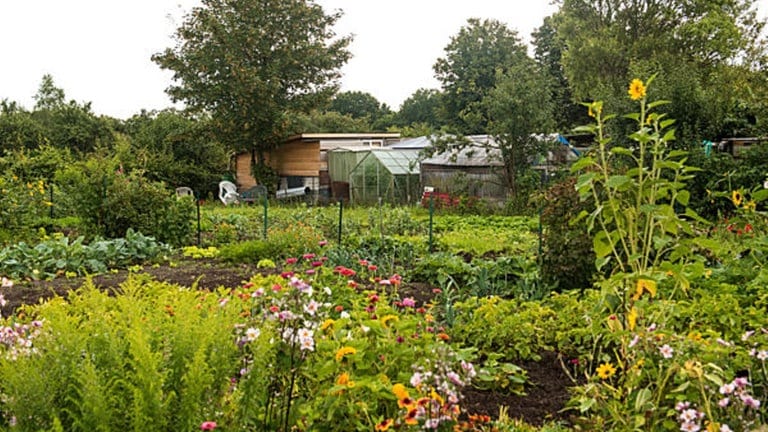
[0, 259, 574, 427]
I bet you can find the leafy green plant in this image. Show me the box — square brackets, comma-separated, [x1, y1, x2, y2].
[451, 296, 557, 362]
[0, 276, 244, 431]
[0, 229, 169, 280]
[55, 158, 194, 247]
[540, 176, 596, 291]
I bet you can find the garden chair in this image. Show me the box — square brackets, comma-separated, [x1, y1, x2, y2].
[175, 186, 194, 198]
[218, 180, 239, 205]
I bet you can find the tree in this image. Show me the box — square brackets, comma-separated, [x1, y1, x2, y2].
[33, 74, 65, 111]
[433, 18, 528, 134]
[531, 15, 587, 131]
[483, 60, 556, 198]
[123, 110, 229, 197]
[329, 91, 390, 120]
[152, 0, 351, 189]
[394, 88, 443, 130]
[554, 0, 768, 142]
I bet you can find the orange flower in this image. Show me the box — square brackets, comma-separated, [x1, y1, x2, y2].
[375, 419, 393, 431]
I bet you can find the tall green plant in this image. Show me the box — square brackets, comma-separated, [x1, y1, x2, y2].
[571, 75, 705, 296]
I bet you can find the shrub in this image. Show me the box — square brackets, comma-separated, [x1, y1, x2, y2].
[540, 176, 596, 291]
[55, 157, 194, 247]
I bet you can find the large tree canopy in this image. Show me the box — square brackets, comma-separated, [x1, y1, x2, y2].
[152, 0, 351, 186]
[433, 18, 529, 135]
[553, 0, 768, 143]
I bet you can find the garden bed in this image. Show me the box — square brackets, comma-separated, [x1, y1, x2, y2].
[0, 258, 574, 427]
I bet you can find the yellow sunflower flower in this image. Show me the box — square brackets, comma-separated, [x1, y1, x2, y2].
[335, 346, 357, 362]
[731, 190, 743, 207]
[628, 79, 646, 100]
[743, 199, 756, 212]
[596, 362, 617, 379]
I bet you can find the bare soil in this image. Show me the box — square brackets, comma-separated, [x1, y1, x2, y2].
[0, 259, 574, 427]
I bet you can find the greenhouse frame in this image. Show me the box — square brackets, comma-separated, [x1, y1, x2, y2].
[343, 149, 421, 205]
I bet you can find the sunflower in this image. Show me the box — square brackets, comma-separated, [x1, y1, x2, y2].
[743, 199, 757, 212]
[731, 190, 743, 207]
[628, 79, 647, 100]
[596, 362, 617, 379]
[335, 346, 357, 362]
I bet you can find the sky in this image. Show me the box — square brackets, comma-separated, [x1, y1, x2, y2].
[0, 1, 765, 120]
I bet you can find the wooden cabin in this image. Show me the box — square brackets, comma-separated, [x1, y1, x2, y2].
[233, 133, 401, 199]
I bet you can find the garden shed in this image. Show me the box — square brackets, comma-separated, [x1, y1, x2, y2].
[339, 149, 420, 205]
[420, 135, 507, 199]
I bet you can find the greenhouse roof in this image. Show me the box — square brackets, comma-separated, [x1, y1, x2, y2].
[366, 149, 420, 175]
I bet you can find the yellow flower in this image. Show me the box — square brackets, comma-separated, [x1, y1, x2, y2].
[731, 190, 743, 207]
[596, 362, 617, 379]
[743, 199, 756, 212]
[380, 315, 398, 328]
[628, 78, 646, 100]
[320, 318, 335, 331]
[587, 101, 603, 118]
[633, 278, 657, 301]
[627, 306, 638, 331]
[335, 346, 357, 362]
[375, 419, 394, 431]
[392, 383, 409, 400]
[337, 372, 355, 388]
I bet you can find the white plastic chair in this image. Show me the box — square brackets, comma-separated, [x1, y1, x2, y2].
[218, 181, 239, 205]
[175, 186, 194, 198]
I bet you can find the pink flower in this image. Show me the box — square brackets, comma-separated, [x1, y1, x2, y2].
[200, 421, 217, 430]
[318, 240, 328, 247]
[285, 257, 298, 265]
[659, 344, 673, 359]
[401, 297, 416, 308]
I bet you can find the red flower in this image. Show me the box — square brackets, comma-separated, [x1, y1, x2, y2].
[200, 421, 217, 430]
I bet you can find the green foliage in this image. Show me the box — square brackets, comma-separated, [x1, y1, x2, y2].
[328, 91, 391, 124]
[451, 296, 557, 362]
[0, 277, 243, 431]
[55, 157, 194, 246]
[572, 77, 703, 283]
[0, 230, 169, 280]
[540, 176, 596, 291]
[0, 174, 52, 243]
[433, 18, 529, 134]
[393, 88, 443, 130]
[152, 0, 352, 182]
[122, 110, 229, 198]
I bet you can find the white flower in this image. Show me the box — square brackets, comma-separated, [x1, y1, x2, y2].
[757, 350, 768, 361]
[340, 311, 350, 319]
[304, 299, 320, 315]
[679, 408, 698, 422]
[410, 372, 423, 387]
[245, 327, 260, 342]
[720, 424, 732, 432]
[323, 286, 332, 296]
[629, 334, 640, 348]
[298, 328, 314, 340]
[680, 421, 700, 432]
[719, 383, 735, 395]
[299, 337, 314, 351]
[659, 344, 674, 359]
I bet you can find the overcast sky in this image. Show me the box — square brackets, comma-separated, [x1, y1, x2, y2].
[0, 1, 765, 119]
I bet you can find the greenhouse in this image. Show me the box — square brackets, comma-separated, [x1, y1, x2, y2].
[342, 149, 421, 205]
